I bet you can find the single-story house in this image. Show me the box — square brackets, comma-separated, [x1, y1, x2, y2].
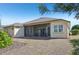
[4, 17, 70, 39]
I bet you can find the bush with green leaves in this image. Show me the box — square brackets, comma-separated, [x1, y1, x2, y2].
[71, 25, 79, 30]
[70, 39, 79, 55]
[70, 25, 79, 35]
[71, 29, 79, 35]
[0, 30, 13, 48]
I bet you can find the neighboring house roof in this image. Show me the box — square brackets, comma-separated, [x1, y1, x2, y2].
[24, 17, 70, 26]
[4, 23, 23, 28]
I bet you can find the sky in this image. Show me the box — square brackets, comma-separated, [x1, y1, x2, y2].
[0, 3, 79, 27]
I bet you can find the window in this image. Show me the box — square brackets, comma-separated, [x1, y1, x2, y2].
[59, 25, 63, 32]
[54, 25, 58, 32]
[54, 25, 63, 32]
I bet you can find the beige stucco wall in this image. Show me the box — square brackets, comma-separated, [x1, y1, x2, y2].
[50, 20, 70, 39]
[14, 27, 24, 37]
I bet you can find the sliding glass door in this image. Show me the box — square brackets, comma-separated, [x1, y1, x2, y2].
[40, 28, 46, 37]
[24, 24, 50, 37]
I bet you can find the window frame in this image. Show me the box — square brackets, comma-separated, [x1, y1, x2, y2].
[59, 25, 63, 32]
[54, 25, 63, 32]
[54, 25, 59, 32]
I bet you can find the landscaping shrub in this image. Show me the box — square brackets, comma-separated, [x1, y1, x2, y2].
[0, 30, 13, 48]
[72, 48, 79, 55]
[71, 29, 79, 35]
[71, 25, 79, 35]
[70, 39, 79, 55]
[70, 39, 79, 48]
[71, 25, 79, 30]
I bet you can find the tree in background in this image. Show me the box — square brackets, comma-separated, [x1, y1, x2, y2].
[71, 25, 79, 30]
[38, 3, 79, 19]
[71, 25, 79, 35]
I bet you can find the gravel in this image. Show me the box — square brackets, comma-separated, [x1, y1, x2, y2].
[0, 38, 73, 55]
[0, 41, 26, 55]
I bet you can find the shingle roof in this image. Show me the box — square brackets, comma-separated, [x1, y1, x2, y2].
[4, 23, 23, 28]
[24, 17, 56, 24]
[4, 17, 70, 27]
[12, 23, 23, 27]
[24, 17, 70, 25]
